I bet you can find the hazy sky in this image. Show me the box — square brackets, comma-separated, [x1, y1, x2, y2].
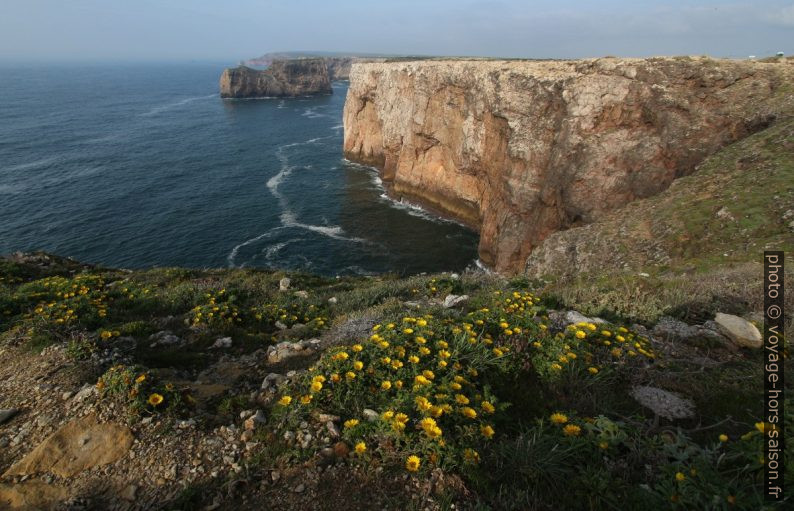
[1, 0, 791, 63]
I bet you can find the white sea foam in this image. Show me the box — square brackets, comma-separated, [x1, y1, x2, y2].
[140, 94, 216, 117]
[342, 159, 469, 228]
[230, 135, 368, 267]
[301, 107, 326, 119]
[474, 259, 495, 274]
[227, 229, 279, 267]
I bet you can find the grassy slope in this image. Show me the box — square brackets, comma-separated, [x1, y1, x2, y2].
[528, 115, 794, 329]
[1, 253, 790, 510]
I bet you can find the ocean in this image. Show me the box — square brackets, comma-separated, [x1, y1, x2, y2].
[0, 63, 479, 275]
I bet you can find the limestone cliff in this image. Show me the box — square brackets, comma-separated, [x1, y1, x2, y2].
[343, 57, 794, 274]
[244, 53, 359, 80]
[220, 59, 332, 98]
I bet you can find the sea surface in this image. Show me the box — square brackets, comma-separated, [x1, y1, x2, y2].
[0, 63, 479, 275]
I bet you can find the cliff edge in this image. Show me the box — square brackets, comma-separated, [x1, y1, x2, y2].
[220, 58, 332, 98]
[343, 57, 794, 273]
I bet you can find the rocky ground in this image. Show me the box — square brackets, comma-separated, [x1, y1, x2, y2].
[0, 251, 783, 510]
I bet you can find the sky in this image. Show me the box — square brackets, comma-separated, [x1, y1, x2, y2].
[0, 0, 791, 63]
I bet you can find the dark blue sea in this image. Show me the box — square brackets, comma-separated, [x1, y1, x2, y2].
[0, 63, 478, 275]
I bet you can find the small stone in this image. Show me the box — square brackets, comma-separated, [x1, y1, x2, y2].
[240, 430, 254, 442]
[317, 413, 340, 423]
[244, 410, 266, 431]
[271, 470, 281, 482]
[211, 337, 233, 349]
[175, 419, 196, 429]
[450, 273, 460, 280]
[279, 277, 291, 291]
[716, 206, 735, 221]
[362, 409, 379, 422]
[294, 290, 309, 299]
[261, 373, 286, 390]
[326, 421, 340, 439]
[328, 296, 338, 305]
[564, 311, 606, 325]
[714, 313, 762, 349]
[443, 294, 469, 308]
[0, 409, 19, 426]
[294, 483, 305, 493]
[275, 321, 288, 330]
[72, 385, 97, 403]
[332, 441, 349, 459]
[630, 386, 695, 421]
[61, 391, 74, 401]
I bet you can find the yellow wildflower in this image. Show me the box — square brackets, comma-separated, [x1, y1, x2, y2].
[550, 413, 568, 424]
[278, 395, 292, 406]
[462, 407, 477, 419]
[563, 424, 581, 436]
[405, 455, 421, 472]
[148, 393, 164, 406]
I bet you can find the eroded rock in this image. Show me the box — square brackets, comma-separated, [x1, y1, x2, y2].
[714, 313, 762, 349]
[630, 386, 695, 421]
[3, 413, 133, 478]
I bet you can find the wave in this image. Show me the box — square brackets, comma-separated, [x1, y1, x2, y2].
[342, 159, 469, 228]
[2, 156, 60, 173]
[270, 137, 367, 242]
[140, 94, 217, 117]
[229, 135, 367, 268]
[227, 229, 279, 267]
[301, 106, 327, 119]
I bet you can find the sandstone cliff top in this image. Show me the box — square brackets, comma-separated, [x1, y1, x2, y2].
[353, 55, 793, 81]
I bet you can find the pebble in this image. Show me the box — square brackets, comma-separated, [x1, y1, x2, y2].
[0, 409, 19, 426]
[326, 421, 340, 439]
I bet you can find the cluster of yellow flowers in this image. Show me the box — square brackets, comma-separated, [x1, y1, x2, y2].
[190, 289, 243, 328]
[96, 364, 176, 413]
[276, 308, 513, 472]
[549, 412, 582, 437]
[250, 302, 327, 330]
[23, 274, 109, 326]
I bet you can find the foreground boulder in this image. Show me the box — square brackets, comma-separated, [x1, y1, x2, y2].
[3, 413, 133, 478]
[713, 313, 762, 349]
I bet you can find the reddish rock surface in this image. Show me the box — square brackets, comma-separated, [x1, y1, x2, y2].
[343, 57, 794, 273]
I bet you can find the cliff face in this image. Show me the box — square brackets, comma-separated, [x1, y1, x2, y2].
[325, 58, 353, 80]
[343, 57, 793, 274]
[220, 59, 332, 98]
[243, 53, 356, 80]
